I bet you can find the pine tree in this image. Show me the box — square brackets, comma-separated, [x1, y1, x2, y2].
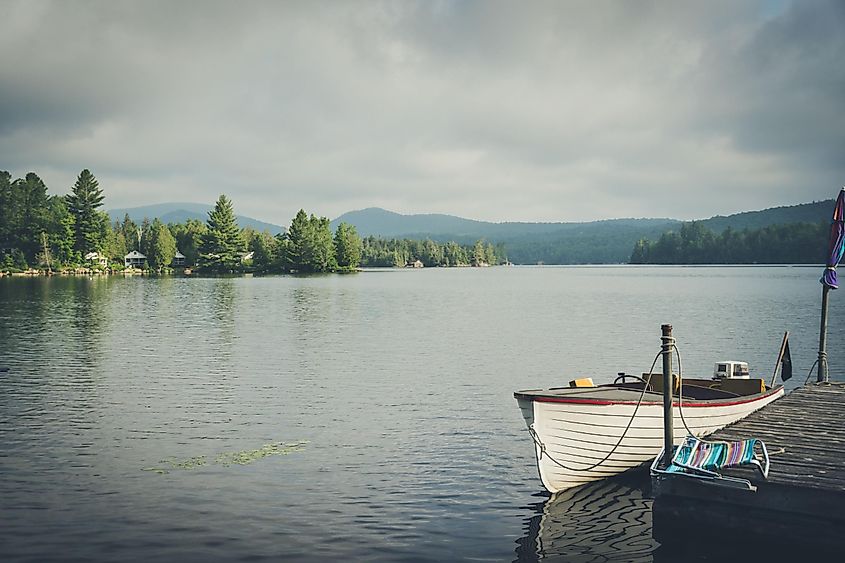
[312, 215, 336, 272]
[333, 222, 362, 272]
[247, 230, 276, 272]
[472, 239, 486, 266]
[147, 219, 177, 270]
[47, 197, 77, 265]
[284, 209, 310, 271]
[170, 219, 206, 267]
[66, 169, 106, 255]
[198, 194, 244, 272]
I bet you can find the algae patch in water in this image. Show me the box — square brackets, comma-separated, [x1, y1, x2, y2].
[215, 441, 308, 466]
[142, 441, 308, 475]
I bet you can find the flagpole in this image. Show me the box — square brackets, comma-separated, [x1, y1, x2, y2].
[818, 285, 830, 383]
[771, 331, 788, 388]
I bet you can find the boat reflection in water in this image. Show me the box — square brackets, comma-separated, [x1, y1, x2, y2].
[515, 473, 657, 562]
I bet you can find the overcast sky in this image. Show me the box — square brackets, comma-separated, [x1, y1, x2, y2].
[1, 0, 842, 224]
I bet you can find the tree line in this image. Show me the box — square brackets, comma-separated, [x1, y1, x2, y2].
[360, 236, 505, 267]
[629, 220, 829, 264]
[1, 169, 504, 274]
[0, 169, 364, 273]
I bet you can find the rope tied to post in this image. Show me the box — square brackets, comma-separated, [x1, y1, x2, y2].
[526, 337, 711, 472]
[526, 349, 665, 472]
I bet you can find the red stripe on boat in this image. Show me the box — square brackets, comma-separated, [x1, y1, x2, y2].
[528, 388, 781, 408]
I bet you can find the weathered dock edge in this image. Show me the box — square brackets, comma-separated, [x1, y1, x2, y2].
[652, 382, 845, 553]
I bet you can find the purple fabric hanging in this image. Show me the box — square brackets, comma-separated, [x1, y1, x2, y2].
[821, 188, 845, 290]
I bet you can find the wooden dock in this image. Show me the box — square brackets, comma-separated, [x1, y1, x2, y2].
[652, 382, 845, 554]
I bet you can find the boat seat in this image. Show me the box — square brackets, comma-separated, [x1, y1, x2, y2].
[568, 377, 595, 388]
[650, 435, 770, 491]
[718, 378, 766, 395]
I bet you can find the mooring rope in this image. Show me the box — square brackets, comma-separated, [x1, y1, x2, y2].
[804, 359, 821, 385]
[527, 350, 663, 472]
[527, 338, 739, 471]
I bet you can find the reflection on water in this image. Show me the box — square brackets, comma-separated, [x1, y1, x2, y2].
[0, 267, 842, 561]
[516, 472, 657, 562]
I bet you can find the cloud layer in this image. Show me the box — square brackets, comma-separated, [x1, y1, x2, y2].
[1, 0, 842, 223]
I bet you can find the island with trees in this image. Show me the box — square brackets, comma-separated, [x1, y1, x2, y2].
[0, 169, 506, 276]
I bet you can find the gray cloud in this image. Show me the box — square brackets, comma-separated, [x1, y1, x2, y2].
[0, 0, 842, 224]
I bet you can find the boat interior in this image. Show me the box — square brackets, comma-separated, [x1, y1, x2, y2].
[616, 372, 770, 400]
[516, 373, 775, 402]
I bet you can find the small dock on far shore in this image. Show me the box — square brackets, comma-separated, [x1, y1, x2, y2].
[652, 382, 845, 553]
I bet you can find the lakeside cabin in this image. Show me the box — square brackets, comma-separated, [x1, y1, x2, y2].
[172, 250, 186, 267]
[406, 259, 424, 268]
[84, 252, 108, 268]
[124, 250, 146, 269]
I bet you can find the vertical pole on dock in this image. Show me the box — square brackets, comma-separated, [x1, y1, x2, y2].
[818, 286, 830, 383]
[661, 324, 675, 467]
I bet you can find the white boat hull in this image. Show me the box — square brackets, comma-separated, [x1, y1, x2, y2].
[517, 388, 784, 493]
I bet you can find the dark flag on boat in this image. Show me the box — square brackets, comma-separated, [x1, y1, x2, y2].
[781, 337, 793, 382]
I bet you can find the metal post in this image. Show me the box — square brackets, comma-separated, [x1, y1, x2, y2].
[661, 324, 675, 466]
[818, 286, 830, 383]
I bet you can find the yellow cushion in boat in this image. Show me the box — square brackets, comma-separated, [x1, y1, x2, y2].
[569, 378, 595, 388]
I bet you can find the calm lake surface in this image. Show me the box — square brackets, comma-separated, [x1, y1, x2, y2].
[1, 266, 842, 562]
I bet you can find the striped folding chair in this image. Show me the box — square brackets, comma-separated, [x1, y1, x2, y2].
[651, 435, 770, 490]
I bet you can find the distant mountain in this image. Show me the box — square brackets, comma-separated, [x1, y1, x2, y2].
[331, 207, 679, 264]
[107, 199, 833, 265]
[108, 203, 285, 235]
[698, 200, 833, 233]
[331, 207, 674, 239]
[331, 199, 833, 264]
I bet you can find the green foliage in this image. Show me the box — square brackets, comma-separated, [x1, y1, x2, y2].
[245, 229, 276, 272]
[282, 209, 336, 273]
[169, 219, 206, 266]
[145, 219, 177, 270]
[66, 169, 106, 255]
[16, 173, 52, 260]
[359, 236, 503, 267]
[198, 194, 245, 272]
[333, 222, 362, 271]
[0, 170, 81, 268]
[104, 223, 127, 264]
[120, 214, 140, 251]
[630, 221, 828, 264]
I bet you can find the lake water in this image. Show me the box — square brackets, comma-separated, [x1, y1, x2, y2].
[1, 266, 841, 562]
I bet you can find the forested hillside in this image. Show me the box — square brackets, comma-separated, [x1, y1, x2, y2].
[699, 200, 833, 233]
[630, 221, 828, 264]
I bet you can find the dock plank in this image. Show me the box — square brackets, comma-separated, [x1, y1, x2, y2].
[653, 382, 845, 551]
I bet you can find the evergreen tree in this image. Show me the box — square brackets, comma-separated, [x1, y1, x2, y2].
[312, 215, 337, 272]
[149, 219, 177, 270]
[198, 194, 244, 272]
[422, 239, 442, 267]
[47, 197, 77, 265]
[282, 210, 337, 273]
[17, 173, 51, 261]
[485, 242, 498, 265]
[472, 239, 486, 265]
[120, 214, 140, 251]
[170, 219, 206, 266]
[247, 230, 276, 272]
[139, 217, 152, 257]
[444, 241, 467, 266]
[0, 171, 13, 249]
[66, 169, 106, 254]
[333, 222, 362, 272]
[284, 209, 310, 271]
[104, 227, 127, 264]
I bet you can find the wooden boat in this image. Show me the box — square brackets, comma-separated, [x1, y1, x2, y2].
[515, 368, 784, 493]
